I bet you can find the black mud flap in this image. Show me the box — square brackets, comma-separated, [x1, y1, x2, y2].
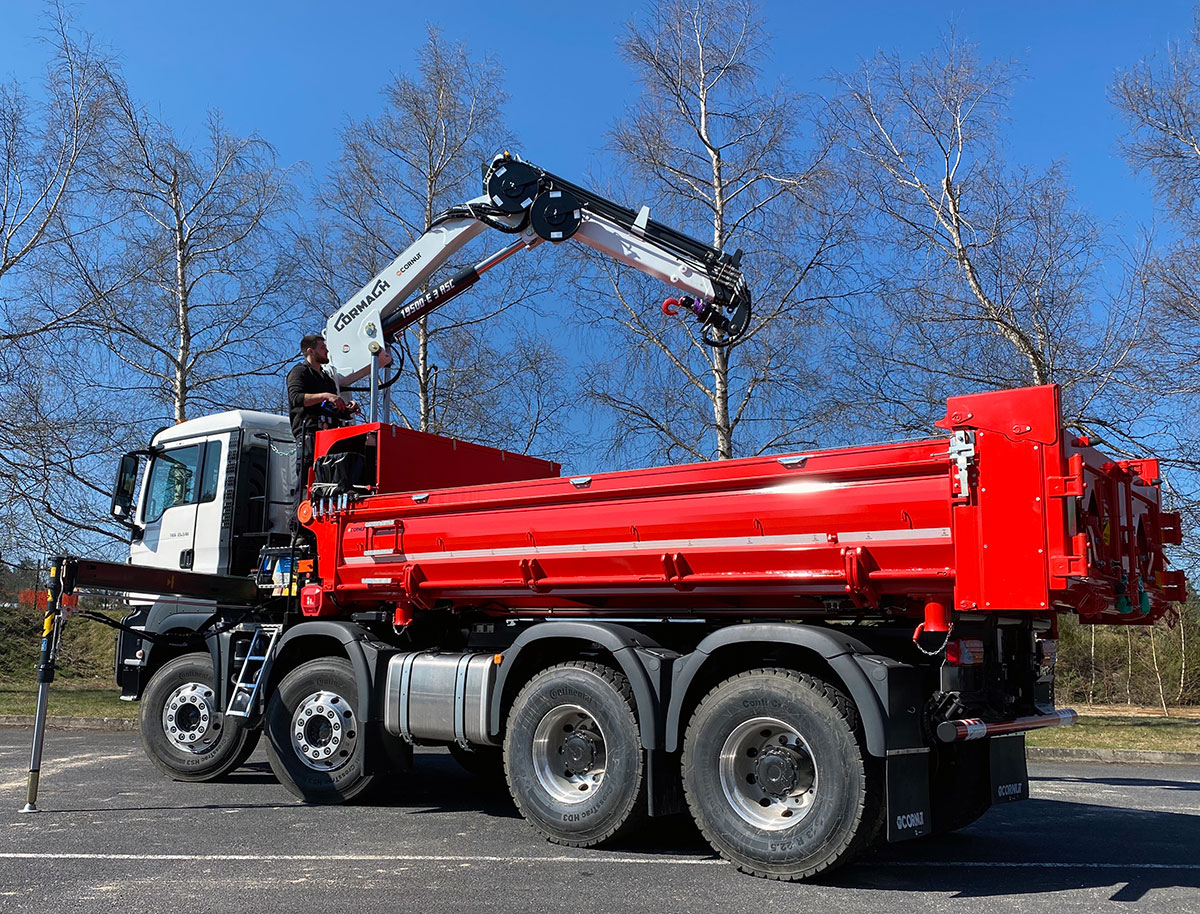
[886, 750, 933, 841]
[989, 733, 1028, 803]
[647, 749, 684, 816]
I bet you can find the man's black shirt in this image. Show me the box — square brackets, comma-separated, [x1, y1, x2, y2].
[286, 362, 339, 439]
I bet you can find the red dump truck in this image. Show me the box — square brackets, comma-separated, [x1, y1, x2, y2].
[24, 156, 1184, 882]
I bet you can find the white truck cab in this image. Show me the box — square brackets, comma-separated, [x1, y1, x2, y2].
[114, 411, 295, 577]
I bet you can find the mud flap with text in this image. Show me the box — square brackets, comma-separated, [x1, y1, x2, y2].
[886, 750, 933, 842]
[989, 733, 1028, 803]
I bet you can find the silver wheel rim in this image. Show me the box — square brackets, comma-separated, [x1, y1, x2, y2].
[162, 682, 219, 754]
[531, 703, 607, 805]
[718, 716, 818, 831]
[291, 690, 357, 771]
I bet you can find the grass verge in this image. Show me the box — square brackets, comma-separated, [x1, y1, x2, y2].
[1025, 708, 1199, 753]
[0, 679, 137, 719]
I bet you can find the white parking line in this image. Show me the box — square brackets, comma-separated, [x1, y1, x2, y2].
[0, 753, 137, 792]
[0, 853, 1196, 869]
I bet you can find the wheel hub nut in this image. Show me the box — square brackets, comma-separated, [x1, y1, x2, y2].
[756, 745, 811, 797]
[562, 734, 596, 774]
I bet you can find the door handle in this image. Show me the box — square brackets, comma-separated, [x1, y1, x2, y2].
[180, 549, 194, 570]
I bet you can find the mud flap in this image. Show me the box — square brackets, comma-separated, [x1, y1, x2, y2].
[989, 733, 1028, 803]
[886, 749, 933, 841]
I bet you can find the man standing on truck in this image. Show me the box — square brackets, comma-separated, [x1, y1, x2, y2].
[286, 333, 357, 532]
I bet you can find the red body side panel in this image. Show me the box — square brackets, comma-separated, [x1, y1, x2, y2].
[302, 386, 1182, 623]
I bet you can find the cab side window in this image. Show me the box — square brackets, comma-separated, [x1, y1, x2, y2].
[199, 440, 222, 503]
[144, 445, 201, 523]
[142, 440, 223, 523]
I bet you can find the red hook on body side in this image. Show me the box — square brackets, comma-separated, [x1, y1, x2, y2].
[662, 297, 681, 316]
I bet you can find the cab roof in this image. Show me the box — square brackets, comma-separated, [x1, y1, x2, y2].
[152, 410, 293, 446]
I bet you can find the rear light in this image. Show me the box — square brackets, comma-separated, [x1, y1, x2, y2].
[946, 638, 985, 666]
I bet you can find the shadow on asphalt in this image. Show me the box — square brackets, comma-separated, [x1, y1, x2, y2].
[383, 757, 1200, 900]
[43, 744, 1193, 901]
[1031, 773, 1200, 792]
[827, 797, 1200, 902]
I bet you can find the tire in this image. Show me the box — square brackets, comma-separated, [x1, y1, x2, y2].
[264, 657, 376, 803]
[448, 743, 505, 782]
[682, 668, 882, 881]
[139, 652, 259, 782]
[504, 661, 646, 847]
[928, 740, 991, 835]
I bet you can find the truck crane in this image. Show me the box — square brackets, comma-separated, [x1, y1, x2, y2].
[22, 154, 1184, 883]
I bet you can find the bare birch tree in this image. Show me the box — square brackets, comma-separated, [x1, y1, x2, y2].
[0, 6, 123, 560]
[1112, 14, 1200, 571]
[827, 36, 1146, 447]
[53, 80, 295, 424]
[300, 28, 563, 453]
[581, 0, 857, 464]
[0, 3, 111, 338]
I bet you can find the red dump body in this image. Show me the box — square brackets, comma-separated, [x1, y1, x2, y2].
[302, 385, 1183, 624]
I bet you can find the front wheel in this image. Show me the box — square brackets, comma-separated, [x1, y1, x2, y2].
[504, 661, 646, 847]
[264, 657, 376, 803]
[139, 652, 260, 782]
[682, 668, 881, 881]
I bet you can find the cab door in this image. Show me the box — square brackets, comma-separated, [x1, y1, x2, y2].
[131, 436, 226, 572]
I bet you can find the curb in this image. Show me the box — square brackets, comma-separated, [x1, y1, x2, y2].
[1026, 746, 1200, 766]
[0, 715, 138, 732]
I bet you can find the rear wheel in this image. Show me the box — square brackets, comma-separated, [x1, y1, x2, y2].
[264, 657, 376, 803]
[139, 652, 259, 782]
[682, 668, 881, 881]
[504, 661, 646, 847]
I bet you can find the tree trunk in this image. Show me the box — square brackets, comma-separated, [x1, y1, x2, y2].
[172, 178, 190, 423]
[1088, 625, 1096, 705]
[1178, 611, 1187, 704]
[702, 69, 734, 461]
[1126, 628, 1134, 706]
[1150, 625, 1170, 717]
[417, 315, 430, 432]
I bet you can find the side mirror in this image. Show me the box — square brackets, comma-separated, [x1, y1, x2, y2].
[110, 453, 140, 525]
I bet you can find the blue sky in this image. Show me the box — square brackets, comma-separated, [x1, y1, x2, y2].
[0, 0, 1194, 233]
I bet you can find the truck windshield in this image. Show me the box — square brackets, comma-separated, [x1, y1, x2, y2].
[143, 441, 222, 523]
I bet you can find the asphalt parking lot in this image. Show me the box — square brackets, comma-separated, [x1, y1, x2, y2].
[0, 730, 1196, 913]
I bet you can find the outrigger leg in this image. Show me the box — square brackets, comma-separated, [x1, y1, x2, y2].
[21, 557, 66, 813]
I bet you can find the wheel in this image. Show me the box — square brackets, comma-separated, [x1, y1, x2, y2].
[928, 740, 991, 835]
[448, 742, 504, 782]
[682, 668, 882, 881]
[139, 652, 260, 782]
[504, 661, 646, 847]
[264, 657, 377, 803]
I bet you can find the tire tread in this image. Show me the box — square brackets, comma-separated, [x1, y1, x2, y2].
[504, 660, 646, 848]
[682, 667, 882, 881]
